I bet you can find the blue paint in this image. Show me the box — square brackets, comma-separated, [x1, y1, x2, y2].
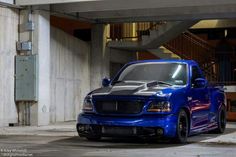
[77, 59, 226, 139]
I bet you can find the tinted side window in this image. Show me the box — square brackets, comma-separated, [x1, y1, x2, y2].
[191, 66, 203, 83]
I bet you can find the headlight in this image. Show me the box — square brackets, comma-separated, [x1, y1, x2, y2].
[147, 101, 171, 112]
[82, 96, 94, 113]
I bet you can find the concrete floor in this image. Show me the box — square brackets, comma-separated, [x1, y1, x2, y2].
[0, 132, 236, 157]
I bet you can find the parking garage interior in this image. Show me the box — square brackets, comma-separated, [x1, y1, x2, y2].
[2, 1, 236, 157]
[0, 0, 236, 127]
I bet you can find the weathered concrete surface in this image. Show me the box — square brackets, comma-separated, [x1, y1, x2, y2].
[109, 48, 136, 64]
[0, 121, 77, 136]
[1, 122, 236, 145]
[0, 7, 18, 127]
[50, 27, 90, 123]
[17, 9, 37, 126]
[149, 46, 180, 59]
[32, 10, 51, 126]
[47, 0, 236, 23]
[1, 124, 236, 157]
[0, 0, 14, 4]
[15, 0, 95, 5]
[90, 24, 109, 90]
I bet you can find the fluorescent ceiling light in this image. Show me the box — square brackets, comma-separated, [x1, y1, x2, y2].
[172, 65, 182, 79]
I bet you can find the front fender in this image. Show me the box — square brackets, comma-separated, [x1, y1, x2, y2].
[169, 90, 189, 114]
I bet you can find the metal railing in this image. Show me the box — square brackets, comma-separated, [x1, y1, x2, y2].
[164, 31, 215, 63]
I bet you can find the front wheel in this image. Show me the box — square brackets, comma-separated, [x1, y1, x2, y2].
[174, 109, 189, 143]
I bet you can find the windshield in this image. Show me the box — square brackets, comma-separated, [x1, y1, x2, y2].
[115, 62, 187, 85]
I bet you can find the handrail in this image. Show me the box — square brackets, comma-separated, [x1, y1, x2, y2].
[164, 31, 215, 62]
[163, 30, 218, 81]
[184, 31, 214, 49]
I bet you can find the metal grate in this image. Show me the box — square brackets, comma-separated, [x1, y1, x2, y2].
[95, 100, 144, 115]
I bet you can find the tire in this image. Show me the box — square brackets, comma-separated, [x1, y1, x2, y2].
[174, 109, 189, 144]
[214, 105, 226, 134]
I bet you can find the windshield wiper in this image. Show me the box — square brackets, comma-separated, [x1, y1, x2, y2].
[157, 81, 173, 86]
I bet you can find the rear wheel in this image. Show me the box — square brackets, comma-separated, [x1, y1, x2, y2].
[174, 109, 189, 143]
[214, 105, 226, 133]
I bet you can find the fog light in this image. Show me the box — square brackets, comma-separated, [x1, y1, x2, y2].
[156, 128, 164, 135]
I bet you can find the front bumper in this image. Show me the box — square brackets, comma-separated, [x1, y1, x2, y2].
[77, 113, 178, 138]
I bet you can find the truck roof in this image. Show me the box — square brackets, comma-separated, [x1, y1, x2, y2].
[129, 59, 198, 66]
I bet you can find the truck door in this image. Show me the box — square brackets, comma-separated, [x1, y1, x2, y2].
[189, 66, 210, 132]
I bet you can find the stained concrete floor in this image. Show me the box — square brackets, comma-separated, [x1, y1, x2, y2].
[0, 132, 236, 157]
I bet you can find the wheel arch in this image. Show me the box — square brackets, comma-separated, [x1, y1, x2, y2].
[210, 89, 226, 112]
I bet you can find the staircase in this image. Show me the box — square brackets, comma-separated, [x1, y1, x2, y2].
[108, 21, 217, 82]
[108, 20, 199, 50]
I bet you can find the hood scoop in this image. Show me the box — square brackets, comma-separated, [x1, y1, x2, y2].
[146, 81, 158, 88]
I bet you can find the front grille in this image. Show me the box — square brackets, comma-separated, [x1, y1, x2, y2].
[94, 100, 144, 114]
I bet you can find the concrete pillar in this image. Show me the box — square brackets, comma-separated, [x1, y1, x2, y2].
[17, 9, 35, 126]
[90, 24, 110, 90]
[32, 9, 50, 126]
[18, 8, 50, 126]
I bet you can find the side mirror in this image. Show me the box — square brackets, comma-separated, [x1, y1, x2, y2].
[102, 77, 111, 87]
[193, 78, 207, 88]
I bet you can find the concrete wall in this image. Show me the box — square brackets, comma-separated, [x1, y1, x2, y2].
[50, 26, 135, 123]
[50, 27, 90, 123]
[0, 0, 14, 4]
[0, 12, 135, 126]
[0, 7, 18, 127]
[109, 48, 136, 64]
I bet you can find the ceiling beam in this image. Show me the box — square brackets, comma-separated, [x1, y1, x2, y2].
[51, 0, 236, 13]
[15, 0, 100, 6]
[74, 4, 236, 23]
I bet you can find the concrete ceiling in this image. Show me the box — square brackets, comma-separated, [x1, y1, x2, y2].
[16, 0, 236, 23]
[15, 0, 99, 5]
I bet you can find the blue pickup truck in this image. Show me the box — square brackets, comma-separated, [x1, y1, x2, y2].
[77, 60, 226, 143]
